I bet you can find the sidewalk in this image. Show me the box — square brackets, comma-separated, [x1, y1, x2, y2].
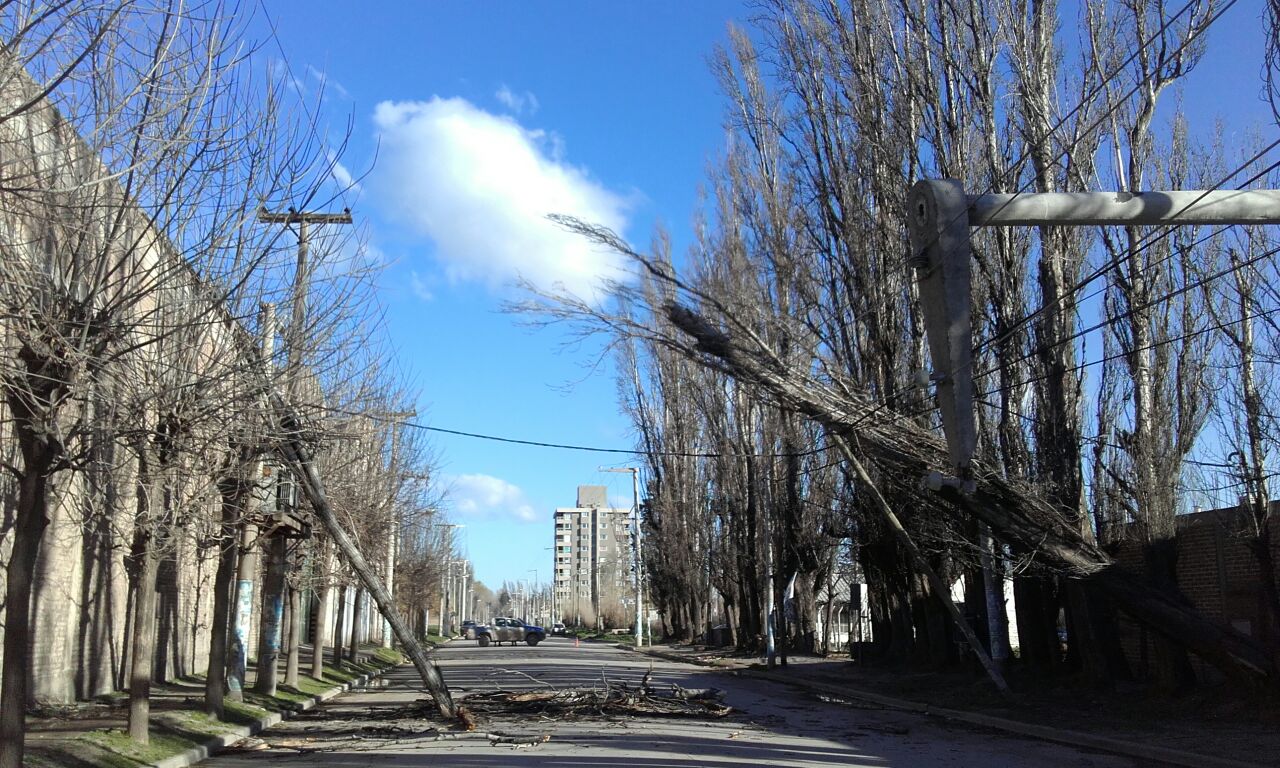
[22, 645, 405, 768]
[628, 643, 1278, 768]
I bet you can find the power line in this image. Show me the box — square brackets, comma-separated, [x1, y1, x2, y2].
[977, 300, 1280, 402]
[840, 0, 1242, 435]
[850, 146, 1280, 440]
[974, 138, 1280, 366]
[316, 405, 829, 460]
[974, 240, 1280, 398]
[973, 396, 1280, 497]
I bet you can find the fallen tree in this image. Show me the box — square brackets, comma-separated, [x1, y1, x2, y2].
[528, 216, 1275, 688]
[661, 301, 1275, 686]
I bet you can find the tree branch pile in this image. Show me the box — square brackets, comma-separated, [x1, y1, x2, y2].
[459, 684, 731, 720]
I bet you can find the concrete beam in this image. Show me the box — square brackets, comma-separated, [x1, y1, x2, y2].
[970, 189, 1280, 227]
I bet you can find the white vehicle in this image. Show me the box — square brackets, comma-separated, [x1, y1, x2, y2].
[476, 616, 546, 647]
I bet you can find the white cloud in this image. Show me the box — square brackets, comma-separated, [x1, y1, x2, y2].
[328, 151, 361, 193]
[267, 59, 310, 100]
[308, 65, 351, 99]
[448, 473, 539, 522]
[495, 84, 539, 115]
[409, 270, 433, 301]
[370, 97, 631, 301]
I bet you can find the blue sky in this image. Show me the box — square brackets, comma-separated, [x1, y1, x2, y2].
[260, 2, 1273, 595]
[261, 1, 753, 592]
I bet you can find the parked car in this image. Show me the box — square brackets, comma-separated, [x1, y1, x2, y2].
[476, 616, 546, 647]
[551, 622, 567, 636]
[461, 620, 478, 640]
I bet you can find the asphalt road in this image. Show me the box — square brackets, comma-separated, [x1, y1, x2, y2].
[206, 637, 1138, 767]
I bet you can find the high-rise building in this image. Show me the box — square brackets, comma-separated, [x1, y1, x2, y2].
[553, 485, 635, 628]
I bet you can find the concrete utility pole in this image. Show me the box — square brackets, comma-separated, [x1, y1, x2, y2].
[271, 400, 458, 719]
[434, 523, 463, 635]
[380, 412, 416, 649]
[765, 520, 777, 668]
[905, 180, 1280, 696]
[456, 560, 470, 624]
[967, 189, 1280, 227]
[439, 559, 450, 636]
[528, 570, 538, 623]
[601, 466, 644, 646]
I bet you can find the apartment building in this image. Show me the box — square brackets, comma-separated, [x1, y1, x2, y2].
[553, 485, 636, 628]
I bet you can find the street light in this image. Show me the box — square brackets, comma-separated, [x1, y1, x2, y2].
[600, 466, 643, 647]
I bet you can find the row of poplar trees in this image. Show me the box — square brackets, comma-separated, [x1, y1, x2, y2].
[539, 0, 1280, 692]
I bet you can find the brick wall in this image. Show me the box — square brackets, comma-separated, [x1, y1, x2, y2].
[1115, 503, 1279, 681]
[9, 454, 232, 703]
[0, 56, 259, 702]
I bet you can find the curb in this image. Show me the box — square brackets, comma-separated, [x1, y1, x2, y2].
[630, 647, 1265, 768]
[150, 665, 391, 768]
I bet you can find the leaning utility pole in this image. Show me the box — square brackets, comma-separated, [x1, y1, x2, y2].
[271, 396, 458, 718]
[255, 207, 351, 696]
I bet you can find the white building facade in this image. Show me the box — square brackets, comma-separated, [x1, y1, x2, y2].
[553, 485, 635, 628]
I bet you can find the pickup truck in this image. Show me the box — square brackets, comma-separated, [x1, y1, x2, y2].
[476, 617, 546, 647]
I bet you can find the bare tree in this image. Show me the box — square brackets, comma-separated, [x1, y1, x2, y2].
[0, 0, 288, 755]
[0, 0, 395, 748]
[1090, 0, 1217, 690]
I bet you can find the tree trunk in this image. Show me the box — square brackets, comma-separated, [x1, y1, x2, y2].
[1249, 528, 1280, 660]
[0, 466, 53, 768]
[253, 534, 287, 695]
[204, 478, 244, 717]
[333, 583, 347, 666]
[127, 529, 160, 744]
[1144, 539, 1196, 692]
[1014, 575, 1059, 675]
[821, 574, 834, 656]
[1064, 580, 1121, 686]
[285, 583, 302, 688]
[964, 566, 991, 652]
[348, 587, 364, 662]
[311, 542, 334, 679]
[227, 520, 259, 702]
